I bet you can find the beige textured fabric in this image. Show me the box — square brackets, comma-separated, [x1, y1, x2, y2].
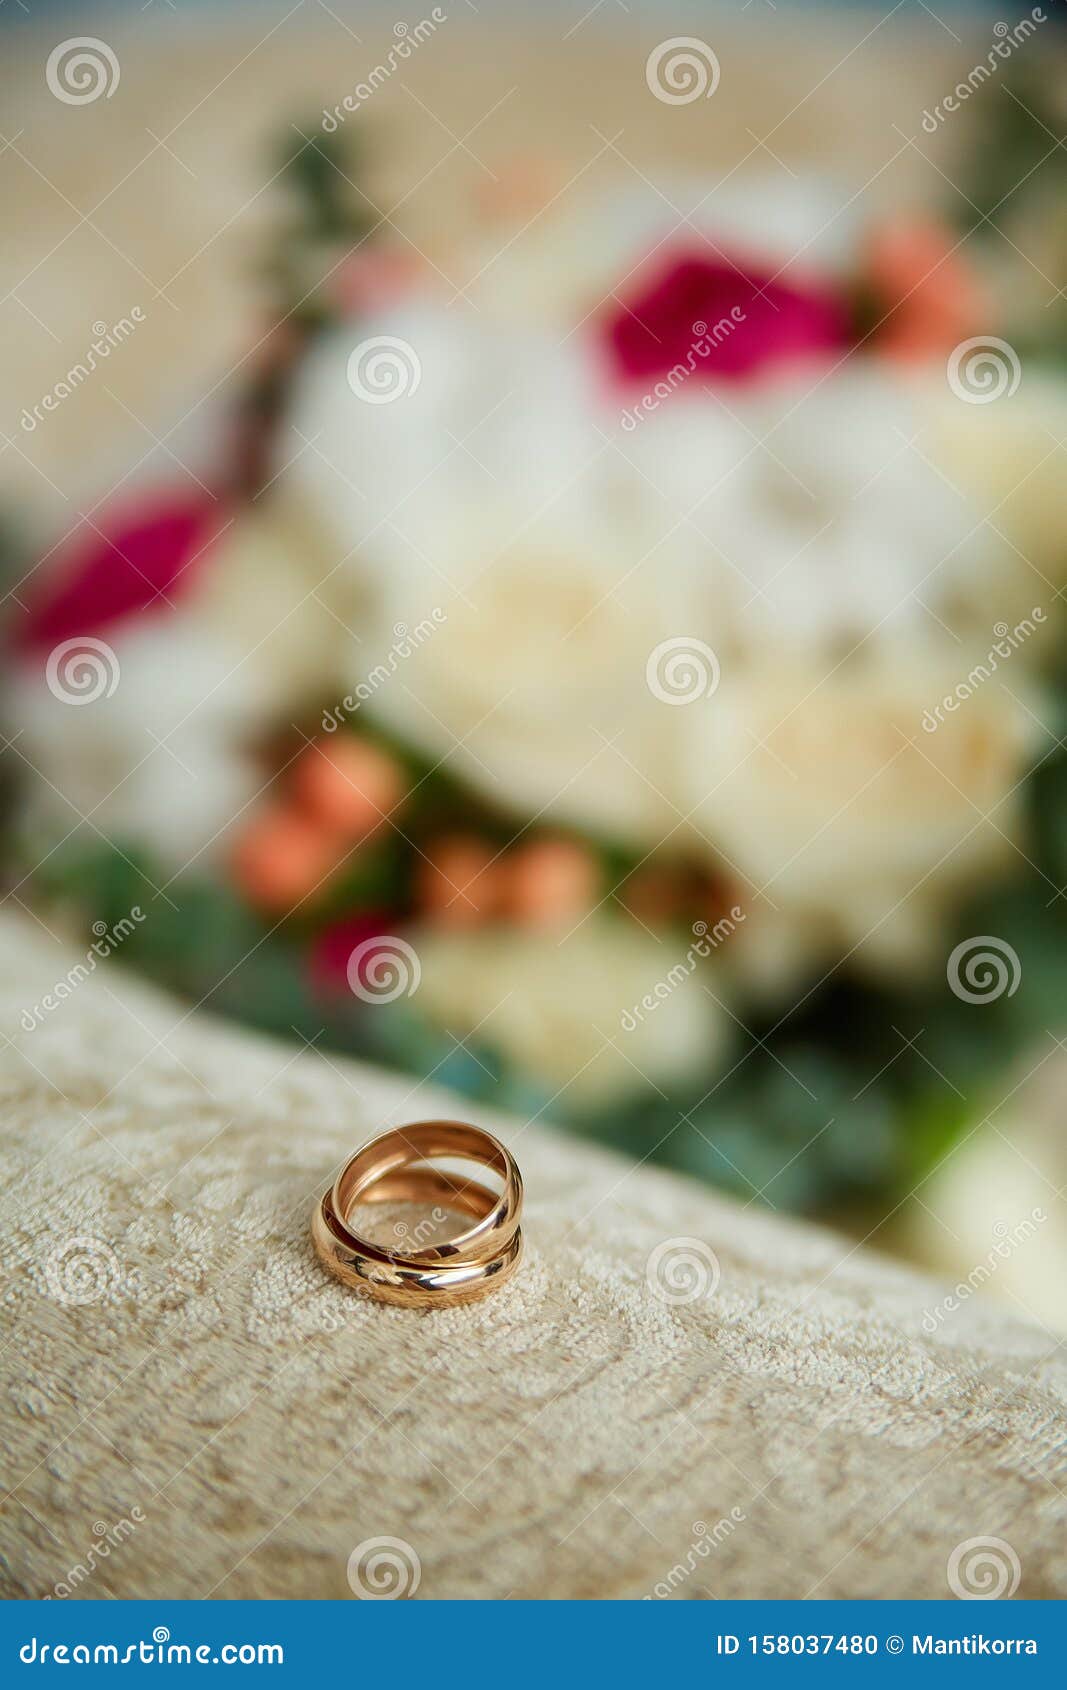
[1, 911, 1065, 1601]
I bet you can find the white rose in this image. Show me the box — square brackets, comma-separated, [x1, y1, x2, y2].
[693, 368, 1000, 658]
[180, 495, 354, 716]
[288, 301, 742, 841]
[926, 372, 1067, 635]
[907, 1113, 1065, 1336]
[14, 621, 266, 869]
[411, 918, 724, 1110]
[680, 656, 1041, 975]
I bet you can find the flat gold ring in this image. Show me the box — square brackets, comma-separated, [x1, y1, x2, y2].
[312, 1120, 524, 1308]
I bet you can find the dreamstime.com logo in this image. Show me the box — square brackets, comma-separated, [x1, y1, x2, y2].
[19, 1629, 284, 1665]
[645, 1511, 747, 1599]
[321, 10, 447, 130]
[947, 336, 1021, 403]
[46, 37, 120, 104]
[646, 37, 720, 105]
[921, 1209, 1046, 1334]
[646, 1238, 721, 1305]
[347, 336, 421, 404]
[947, 1536, 1021, 1600]
[346, 936, 422, 1004]
[622, 909, 745, 1031]
[947, 935, 1021, 1004]
[20, 310, 146, 433]
[921, 10, 1046, 133]
[620, 312, 747, 431]
[44, 1509, 146, 1599]
[390, 1208, 448, 1255]
[44, 1236, 126, 1306]
[920, 610, 1045, 732]
[322, 612, 447, 730]
[21, 908, 146, 1032]
[347, 1536, 421, 1598]
[646, 636, 720, 705]
[45, 636, 120, 705]
[323, 1207, 450, 1279]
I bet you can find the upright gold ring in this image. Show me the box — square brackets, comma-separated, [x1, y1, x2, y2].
[312, 1120, 523, 1307]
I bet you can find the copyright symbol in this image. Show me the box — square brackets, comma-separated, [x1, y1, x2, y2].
[887, 1636, 904, 1655]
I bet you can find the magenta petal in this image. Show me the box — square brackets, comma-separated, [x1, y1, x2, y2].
[604, 253, 852, 388]
[16, 491, 227, 653]
[308, 914, 400, 997]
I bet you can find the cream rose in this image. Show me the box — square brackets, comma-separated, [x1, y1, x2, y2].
[411, 918, 724, 1110]
[926, 372, 1067, 635]
[13, 620, 268, 869]
[288, 300, 744, 841]
[680, 657, 1042, 975]
[907, 1108, 1066, 1336]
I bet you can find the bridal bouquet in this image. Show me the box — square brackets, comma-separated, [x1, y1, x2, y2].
[8, 86, 1067, 1214]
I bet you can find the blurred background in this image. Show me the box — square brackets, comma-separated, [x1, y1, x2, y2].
[3, 0, 1066, 1329]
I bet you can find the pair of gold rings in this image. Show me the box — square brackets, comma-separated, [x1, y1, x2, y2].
[312, 1120, 523, 1307]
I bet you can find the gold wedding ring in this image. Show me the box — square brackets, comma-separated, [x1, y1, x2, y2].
[312, 1120, 523, 1307]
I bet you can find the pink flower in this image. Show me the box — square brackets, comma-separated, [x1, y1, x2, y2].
[308, 913, 401, 997]
[603, 252, 852, 388]
[16, 490, 227, 653]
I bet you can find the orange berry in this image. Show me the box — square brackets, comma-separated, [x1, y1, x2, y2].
[230, 805, 343, 913]
[476, 156, 558, 222]
[867, 217, 988, 361]
[503, 837, 599, 929]
[869, 219, 950, 297]
[293, 737, 405, 838]
[621, 867, 683, 926]
[416, 835, 501, 928]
